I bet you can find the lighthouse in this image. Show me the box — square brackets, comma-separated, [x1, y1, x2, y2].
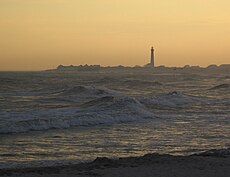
[151, 47, 155, 67]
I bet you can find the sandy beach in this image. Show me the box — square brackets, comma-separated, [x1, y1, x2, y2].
[1, 149, 229, 177]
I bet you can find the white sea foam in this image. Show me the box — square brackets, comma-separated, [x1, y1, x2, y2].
[0, 94, 154, 134]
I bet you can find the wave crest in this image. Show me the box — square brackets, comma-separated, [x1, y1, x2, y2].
[0, 94, 154, 134]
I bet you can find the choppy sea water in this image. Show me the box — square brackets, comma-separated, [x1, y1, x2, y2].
[0, 70, 229, 169]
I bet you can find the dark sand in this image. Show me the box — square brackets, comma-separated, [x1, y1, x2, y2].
[1, 149, 229, 177]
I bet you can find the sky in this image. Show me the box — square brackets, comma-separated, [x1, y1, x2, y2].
[0, 0, 229, 71]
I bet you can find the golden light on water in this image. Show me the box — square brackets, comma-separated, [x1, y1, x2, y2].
[0, 0, 229, 71]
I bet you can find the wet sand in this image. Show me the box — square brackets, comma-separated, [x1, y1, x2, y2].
[1, 149, 229, 177]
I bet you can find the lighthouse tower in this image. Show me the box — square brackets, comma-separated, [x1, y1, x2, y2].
[151, 47, 155, 67]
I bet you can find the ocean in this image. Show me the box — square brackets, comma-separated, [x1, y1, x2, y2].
[0, 70, 229, 169]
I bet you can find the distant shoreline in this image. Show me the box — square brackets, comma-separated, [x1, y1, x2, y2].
[47, 64, 230, 72]
[0, 64, 229, 72]
[1, 148, 229, 177]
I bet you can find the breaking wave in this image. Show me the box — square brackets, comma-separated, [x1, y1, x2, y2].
[0, 95, 154, 134]
[0, 89, 220, 134]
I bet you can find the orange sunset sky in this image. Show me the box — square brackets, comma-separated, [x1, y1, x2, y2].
[0, 0, 229, 71]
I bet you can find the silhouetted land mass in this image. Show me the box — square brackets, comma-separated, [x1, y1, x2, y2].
[48, 64, 230, 73]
